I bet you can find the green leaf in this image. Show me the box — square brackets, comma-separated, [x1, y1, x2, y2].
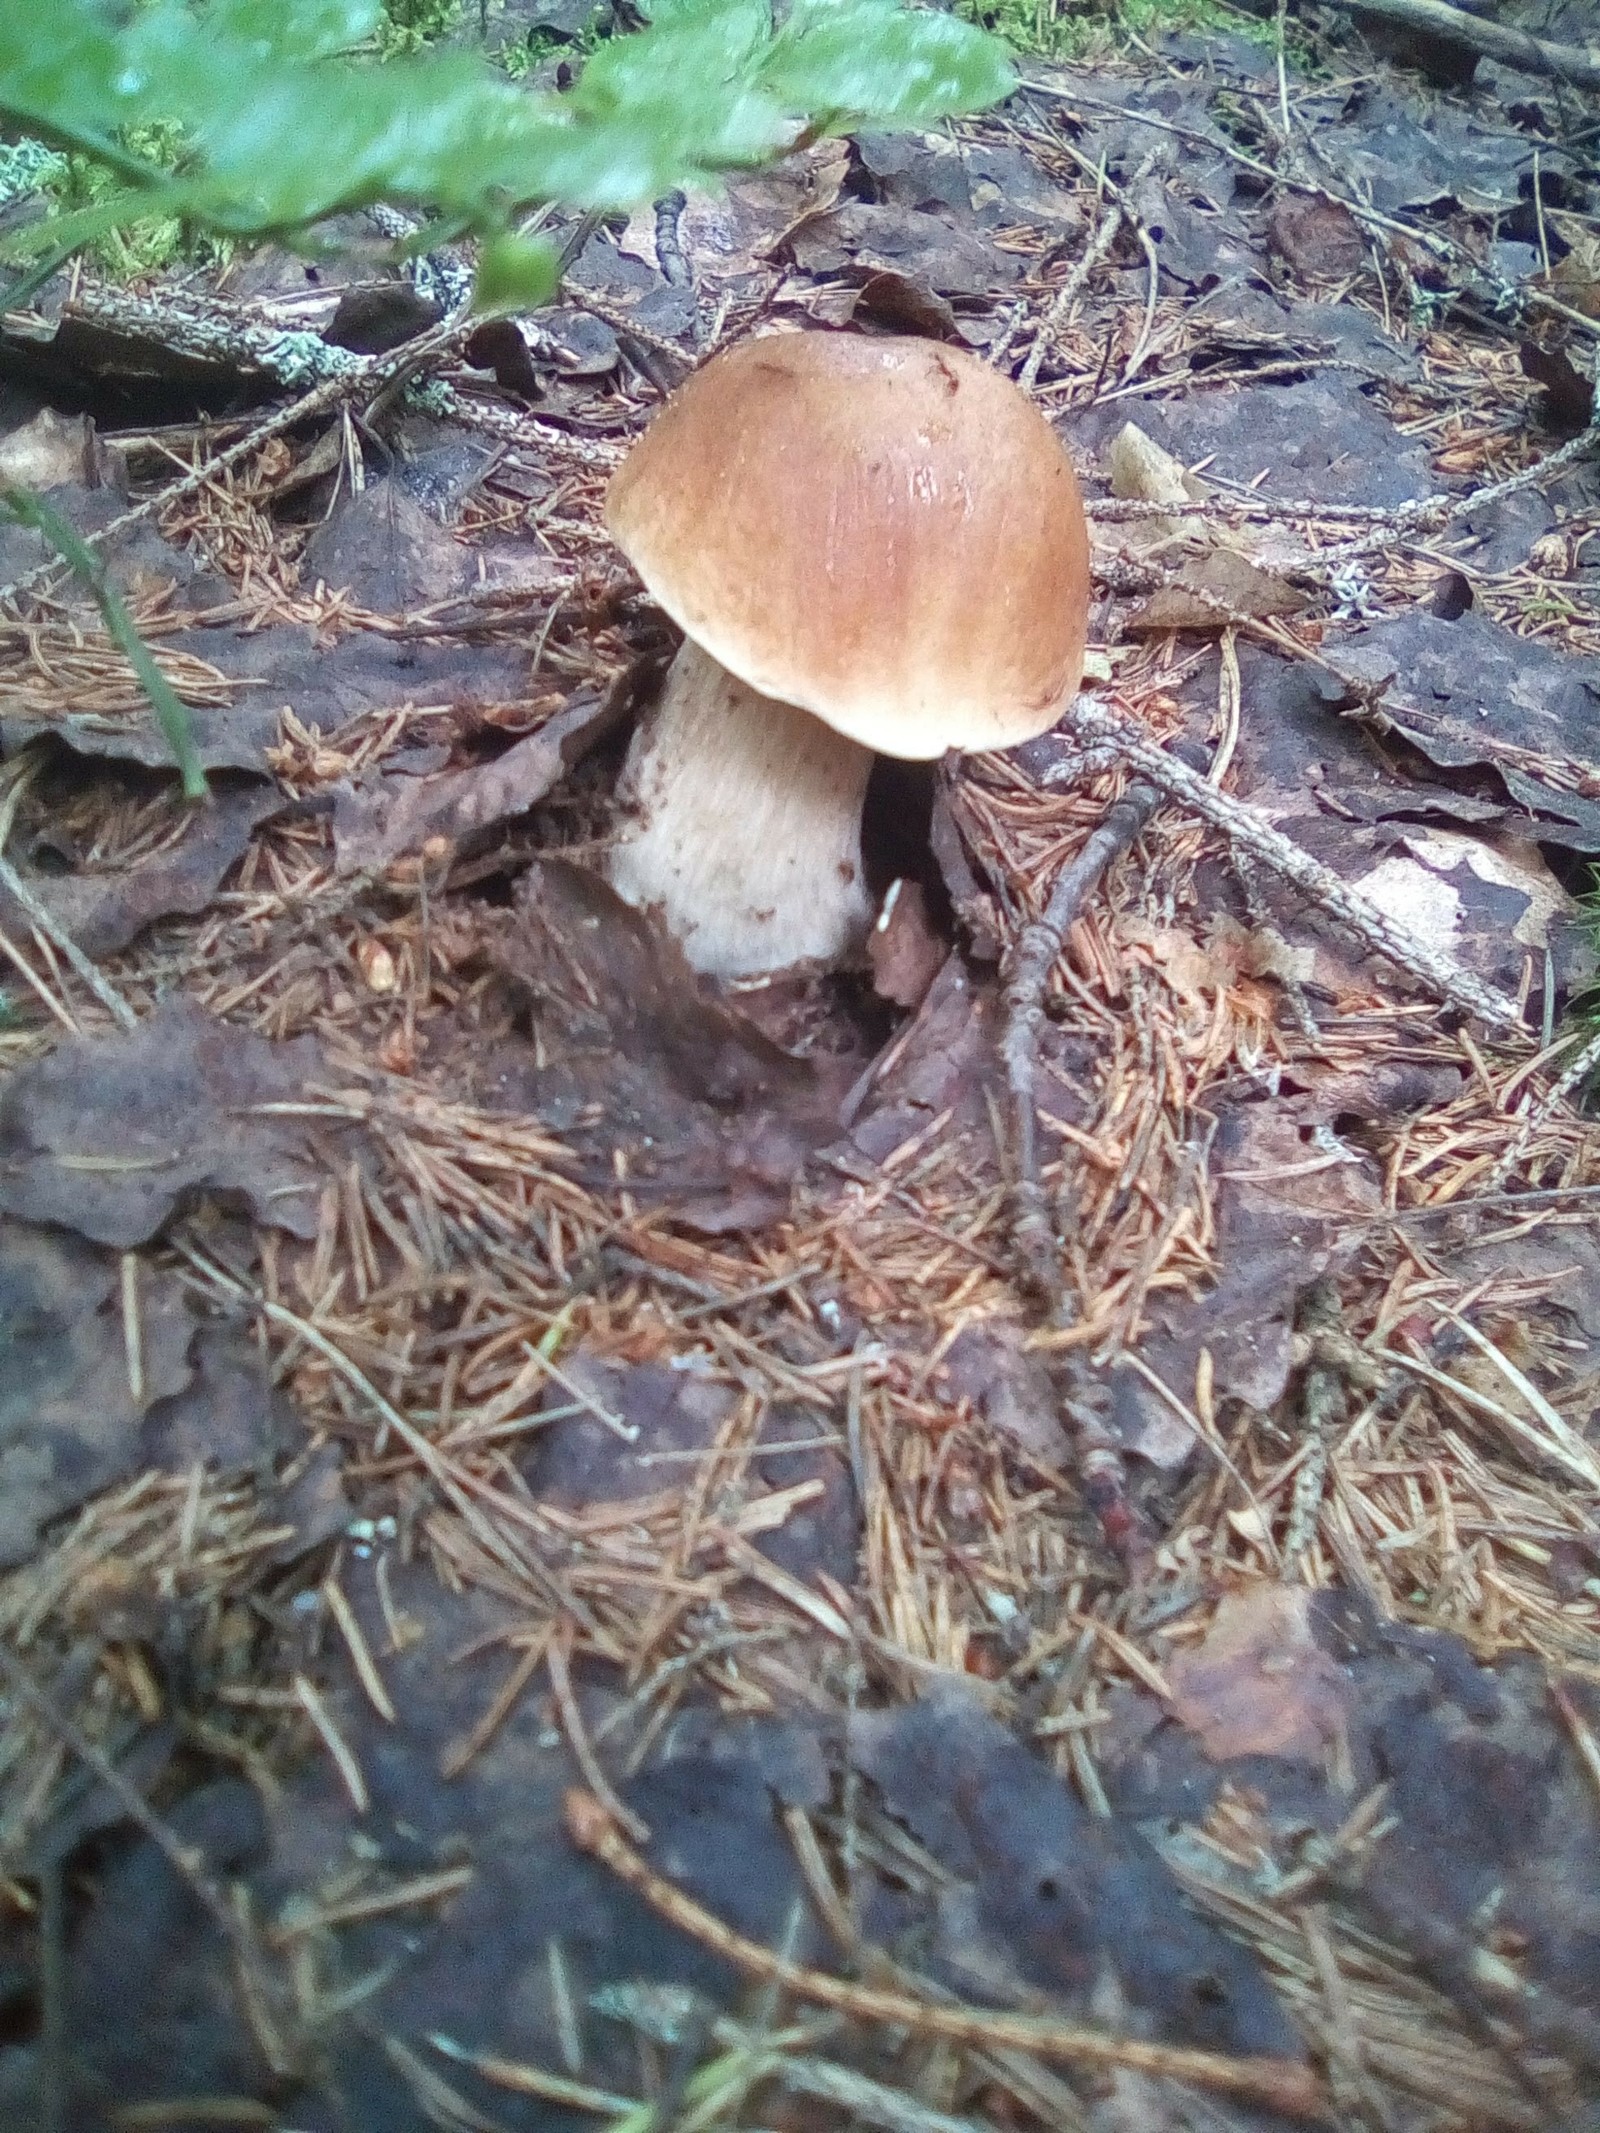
[763, 0, 1016, 125]
[0, 187, 181, 264]
[0, 0, 1014, 266]
[472, 229, 558, 312]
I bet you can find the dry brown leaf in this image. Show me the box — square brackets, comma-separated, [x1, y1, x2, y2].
[1167, 1584, 1350, 1764]
[1128, 548, 1310, 632]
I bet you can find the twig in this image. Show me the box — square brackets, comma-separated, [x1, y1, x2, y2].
[1018, 146, 1161, 398]
[1090, 422, 1599, 548]
[1018, 190, 1127, 396]
[0, 852, 137, 1031]
[1021, 75, 1600, 342]
[565, 285, 697, 368]
[1482, 1024, 1600, 1194]
[1300, 424, 1599, 572]
[562, 1790, 1324, 2117]
[1061, 696, 1524, 1032]
[0, 315, 475, 609]
[424, 378, 627, 469]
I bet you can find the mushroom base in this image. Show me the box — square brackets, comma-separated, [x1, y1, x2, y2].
[606, 638, 874, 979]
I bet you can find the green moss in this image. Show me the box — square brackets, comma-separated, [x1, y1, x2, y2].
[375, 0, 464, 56]
[957, 0, 1273, 64]
[499, 13, 611, 79]
[42, 121, 231, 280]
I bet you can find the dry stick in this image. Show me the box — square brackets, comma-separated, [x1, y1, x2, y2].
[1323, 0, 1600, 90]
[1296, 424, 1600, 573]
[1062, 696, 1523, 1033]
[1018, 189, 1128, 396]
[1482, 1022, 1600, 1196]
[565, 285, 699, 369]
[1091, 421, 1599, 551]
[563, 1790, 1324, 2119]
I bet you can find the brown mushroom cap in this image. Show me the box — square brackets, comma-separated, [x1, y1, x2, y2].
[604, 332, 1091, 761]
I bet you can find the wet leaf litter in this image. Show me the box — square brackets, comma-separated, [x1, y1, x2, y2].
[0, 11, 1598, 2131]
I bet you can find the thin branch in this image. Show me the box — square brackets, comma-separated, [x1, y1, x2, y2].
[563, 1789, 1324, 2118]
[1062, 696, 1525, 1033]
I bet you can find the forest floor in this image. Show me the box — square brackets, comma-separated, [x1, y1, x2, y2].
[0, 4, 1598, 2129]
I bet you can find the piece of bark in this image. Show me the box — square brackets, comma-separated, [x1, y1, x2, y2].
[1329, 0, 1600, 89]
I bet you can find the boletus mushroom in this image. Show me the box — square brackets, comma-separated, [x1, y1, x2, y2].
[604, 332, 1091, 978]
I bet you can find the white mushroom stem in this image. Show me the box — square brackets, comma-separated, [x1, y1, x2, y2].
[606, 637, 874, 979]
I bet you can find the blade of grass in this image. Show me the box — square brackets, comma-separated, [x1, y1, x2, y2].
[0, 484, 209, 799]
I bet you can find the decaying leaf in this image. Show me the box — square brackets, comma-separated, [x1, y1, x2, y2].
[0, 1217, 289, 1566]
[850, 1686, 1304, 2059]
[867, 877, 948, 1009]
[1167, 1583, 1351, 1764]
[1350, 826, 1580, 997]
[0, 777, 285, 957]
[1330, 609, 1600, 850]
[1129, 546, 1310, 631]
[849, 268, 966, 342]
[301, 477, 478, 615]
[1266, 194, 1368, 280]
[786, 202, 1017, 297]
[332, 686, 627, 874]
[0, 1000, 340, 1246]
[485, 860, 856, 1232]
[1104, 419, 1209, 551]
[1075, 376, 1440, 509]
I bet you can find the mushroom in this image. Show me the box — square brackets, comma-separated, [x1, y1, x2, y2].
[603, 332, 1091, 978]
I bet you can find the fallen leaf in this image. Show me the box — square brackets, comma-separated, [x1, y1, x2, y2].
[1330, 609, 1600, 851]
[849, 269, 966, 342]
[1167, 1584, 1351, 1763]
[332, 686, 627, 874]
[1072, 376, 1440, 509]
[1520, 338, 1595, 435]
[0, 1000, 340, 1246]
[787, 202, 1017, 297]
[1108, 420, 1207, 508]
[0, 778, 284, 957]
[324, 282, 442, 354]
[0, 1217, 289, 1566]
[935, 1320, 1069, 1460]
[1266, 195, 1368, 280]
[867, 877, 948, 1009]
[0, 407, 104, 490]
[301, 477, 476, 615]
[1129, 547, 1310, 631]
